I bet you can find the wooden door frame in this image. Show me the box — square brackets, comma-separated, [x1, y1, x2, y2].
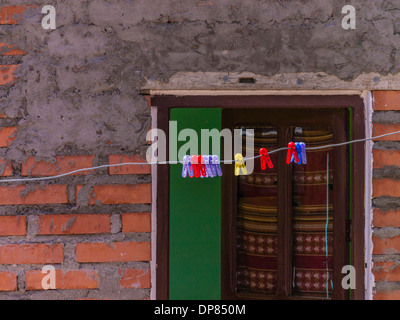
[149, 95, 365, 300]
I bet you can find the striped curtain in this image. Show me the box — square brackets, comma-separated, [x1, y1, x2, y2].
[236, 127, 278, 294]
[292, 128, 333, 298]
[236, 126, 334, 299]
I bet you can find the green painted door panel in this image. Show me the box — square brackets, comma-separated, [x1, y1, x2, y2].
[169, 108, 222, 300]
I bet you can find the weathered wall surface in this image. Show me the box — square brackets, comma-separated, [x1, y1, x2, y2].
[0, 1, 155, 299]
[2, 0, 400, 156]
[1, 0, 400, 299]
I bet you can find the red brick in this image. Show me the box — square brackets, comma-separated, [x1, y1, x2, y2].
[373, 235, 400, 255]
[373, 123, 400, 141]
[26, 269, 99, 290]
[0, 243, 63, 264]
[0, 185, 68, 205]
[76, 184, 151, 205]
[108, 155, 151, 175]
[0, 65, 19, 86]
[120, 269, 150, 289]
[373, 261, 400, 282]
[0, 43, 26, 56]
[373, 208, 400, 228]
[38, 214, 110, 235]
[76, 241, 150, 263]
[373, 149, 400, 168]
[374, 290, 400, 300]
[122, 212, 151, 233]
[0, 158, 13, 176]
[22, 155, 95, 177]
[373, 91, 400, 110]
[0, 216, 26, 236]
[0, 5, 34, 25]
[373, 178, 400, 197]
[0, 126, 17, 146]
[0, 272, 17, 291]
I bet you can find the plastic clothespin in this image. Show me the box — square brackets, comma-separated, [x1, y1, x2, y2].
[295, 142, 303, 164]
[182, 155, 194, 178]
[191, 155, 200, 178]
[286, 142, 300, 164]
[300, 142, 307, 164]
[212, 155, 223, 176]
[198, 155, 207, 178]
[291, 142, 307, 164]
[259, 148, 273, 170]
[203, 155, 214, 177]
[234, 153, 247, 176]
[209, 155, 217, 177]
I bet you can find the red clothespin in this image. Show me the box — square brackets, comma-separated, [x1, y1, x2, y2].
[191, 155, 200, 178]
[259, 148, 273, 170]
[286, 142, 299, 164]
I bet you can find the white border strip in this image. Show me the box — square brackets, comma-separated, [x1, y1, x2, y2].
[150, 106, 157, 300]
[362, 90, 374, 300]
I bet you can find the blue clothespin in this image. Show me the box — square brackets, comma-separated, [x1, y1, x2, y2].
[290, 142, 301, 164]
[182, 155, 194, 178]
[295, 142, 302, 164]
[212, 155, 223, 176]
[300, 142, 307, 164]
[290, 142, 306, 164]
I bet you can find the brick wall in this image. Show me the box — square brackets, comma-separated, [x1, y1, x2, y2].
[0, 5, 152, 299]
[0, 154, 152, 299]
[372, 91, 400, 300]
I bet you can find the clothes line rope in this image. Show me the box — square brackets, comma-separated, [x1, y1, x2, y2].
[0, 128, 396, 183]
[222, 128, 398, 163]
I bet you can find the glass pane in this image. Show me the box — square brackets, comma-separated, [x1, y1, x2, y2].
[236, 126, 278, 295]
[291, 127, 334, 299]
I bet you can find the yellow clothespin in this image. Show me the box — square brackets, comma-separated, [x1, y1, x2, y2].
[234, 153, 247, 176]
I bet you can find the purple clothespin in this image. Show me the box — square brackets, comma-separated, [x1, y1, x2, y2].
[203, 155, 214, 177]
[182, 155, 194, 178]
[209, 155, 217, 177]
[300, 142, 307, 164]
[212, 155, 223, 176]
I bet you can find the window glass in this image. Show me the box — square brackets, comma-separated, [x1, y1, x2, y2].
[291, 127, 334, 298]
[236, 126, 278, 294]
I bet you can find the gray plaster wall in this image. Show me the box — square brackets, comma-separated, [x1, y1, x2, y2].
[1, 0, 399, 159]
[0, 0, 400, 299]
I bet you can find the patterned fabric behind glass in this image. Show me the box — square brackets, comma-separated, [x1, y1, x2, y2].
[292, 127, 334, 298]
[236, 127, 278, 294]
